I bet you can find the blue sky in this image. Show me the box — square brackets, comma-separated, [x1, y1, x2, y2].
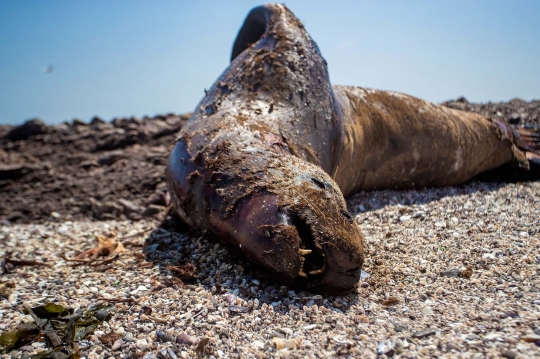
[1, 0, 539, 125]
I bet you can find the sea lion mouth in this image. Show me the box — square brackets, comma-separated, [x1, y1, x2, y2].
[283, 204, 363, 292]
[289, 213, 326, 278]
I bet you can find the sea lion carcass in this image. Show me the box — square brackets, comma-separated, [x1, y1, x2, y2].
[166, 4, 540, 292]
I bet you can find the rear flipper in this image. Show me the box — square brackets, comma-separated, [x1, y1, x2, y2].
[472, 122, 540, 182]
[512, 124, 540, 166]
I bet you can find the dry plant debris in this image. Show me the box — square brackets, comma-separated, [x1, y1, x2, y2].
[2, 256, 51, 274]
[63, 232, 125, 266]
[0, 302, 115, 357]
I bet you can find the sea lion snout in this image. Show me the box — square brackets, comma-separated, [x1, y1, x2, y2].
[232, 158, 366, 293]
[208, 173, 365, 293]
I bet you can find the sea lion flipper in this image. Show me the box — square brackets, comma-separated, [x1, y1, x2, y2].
[511, 124, 540, 153]
[512, 123, 540, 173]
[494, 120, 540, 171]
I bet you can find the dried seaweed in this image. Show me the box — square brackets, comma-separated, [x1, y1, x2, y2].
[0, 302, 115, 356]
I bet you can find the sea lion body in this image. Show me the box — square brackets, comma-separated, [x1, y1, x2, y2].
[166, 4, 539, 292]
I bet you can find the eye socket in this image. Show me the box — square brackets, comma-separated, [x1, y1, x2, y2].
[310, 177, 326, 189]
[339, 208, 354, 223]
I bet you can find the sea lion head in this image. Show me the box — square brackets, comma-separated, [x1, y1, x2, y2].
[168, 137, 364, 292]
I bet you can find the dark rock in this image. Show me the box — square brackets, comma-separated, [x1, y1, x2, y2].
[500, 311, 519, 319]
[90, 116, 105, 125]
[143, 204, 165, 217]
[95, 201, 124, 219]
[146, 192, 166, 207]
[509, 113, 521, 124]
[72, 118, 87, 126]
[7, 118, 48, 140]
[394, 323, 408, 332]
[98, 150, 125, 166]
[501, 349, 517, 359]
[412, 328, 436, 339]
[118, 198, 142, 216]
[79, 160, 99, 169]
[156, 329, 175, 343]
[258, 294, 272, 306]
[0, 163, 28, 180]
[456, 96, 468, 103]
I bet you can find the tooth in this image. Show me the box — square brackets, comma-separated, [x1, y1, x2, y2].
[298, 270, 307, 277]
[299, 249, 312, 255]
[309, 268, 325, 275]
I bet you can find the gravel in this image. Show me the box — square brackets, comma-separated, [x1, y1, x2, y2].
[1, 180, 539, 358]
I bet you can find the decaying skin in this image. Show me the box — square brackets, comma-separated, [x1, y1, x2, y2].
[166, 4, 540, 292]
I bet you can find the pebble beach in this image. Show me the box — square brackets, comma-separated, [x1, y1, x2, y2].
[1, 180, 539, 358]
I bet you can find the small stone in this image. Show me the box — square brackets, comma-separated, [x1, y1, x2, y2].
[440, 268, 461, 277]
[136, 338, 149, 351]
[377, 340, 395, 355]
[521, 333, 540, 343]
[176, 333, 197, 346]
[279, 328, 293, 336]
[501, 349, 517, 359]
[284, 338, 301, 350]
[422, 307, 434, 316]
[399, 215, 411, 222]
[156, 329, 175, 343]
[130, 285, 148, 295]
[97, 150, 124, 166]
[271, 337, 285, 350]
[483, 332, 500, 340]
[112, 338, 123, 351]
[394, 323, 408, 332]
[144, 204, 166, 217]
[118, 198, 141, 215]
[412, 328, 437, 339]
[360, 270, 370, 280]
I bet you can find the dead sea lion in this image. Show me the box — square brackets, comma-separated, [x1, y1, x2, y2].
[166, 4, 540, 292]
